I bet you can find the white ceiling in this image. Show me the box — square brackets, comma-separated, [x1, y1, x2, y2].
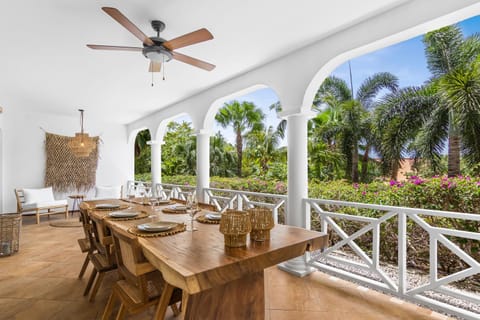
[0, 0, 407, 124]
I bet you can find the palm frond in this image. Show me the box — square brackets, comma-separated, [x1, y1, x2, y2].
[356, 72, 399, 108]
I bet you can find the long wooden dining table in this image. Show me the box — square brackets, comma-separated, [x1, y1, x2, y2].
[84, 198, 328, 319]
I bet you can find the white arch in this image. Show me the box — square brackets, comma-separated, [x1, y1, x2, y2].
[202, 84, 281, 132]
[303, 4, 480, 108]
[153, 112, 192, 142]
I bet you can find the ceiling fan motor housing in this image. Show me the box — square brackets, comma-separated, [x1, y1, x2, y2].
[143, 46, 173, 62]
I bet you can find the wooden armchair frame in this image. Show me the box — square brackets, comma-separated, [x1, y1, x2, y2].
[14, 188, 68, 224]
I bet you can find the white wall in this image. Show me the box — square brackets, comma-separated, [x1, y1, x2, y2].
[1, 108, 130, 212]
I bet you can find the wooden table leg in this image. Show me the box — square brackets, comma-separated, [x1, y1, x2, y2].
[182, 270, 265, 320]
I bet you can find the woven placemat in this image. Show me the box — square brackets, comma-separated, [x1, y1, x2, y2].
[93, 204, 130, 211]
[127, 223, 186, 237]
[49, 220, 82, 228]
[162, 208, 187, 214]
[105, 211, 149, 221]
[197, 214, 220, 225]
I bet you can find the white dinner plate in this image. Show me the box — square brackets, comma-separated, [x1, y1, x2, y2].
[109, 211, 139, 218]
[96, 203, 120, 209]
[205, 213, 221, 220]
[168, 205, 187, 211]
[137, 221, 177, 232]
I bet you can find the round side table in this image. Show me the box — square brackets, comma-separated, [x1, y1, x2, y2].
[69, 195, 85, 216]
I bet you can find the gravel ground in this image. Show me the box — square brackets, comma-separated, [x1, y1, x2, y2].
[315, 250, 480, 319]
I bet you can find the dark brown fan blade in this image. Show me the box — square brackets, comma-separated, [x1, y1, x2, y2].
[102, 7, 154, 46]
[163, 28, 213, 50]
[87, 44, 143, 52]
[149, 61, 162, 72]
[171, 51, 215, 71]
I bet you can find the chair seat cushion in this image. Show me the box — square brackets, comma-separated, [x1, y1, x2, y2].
[22, 199, 68, 210]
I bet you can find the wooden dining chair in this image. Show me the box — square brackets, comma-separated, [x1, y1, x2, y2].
[102, 225, 182, 320]
[84, 212, 117, 302]
[78, 205, 94, 279]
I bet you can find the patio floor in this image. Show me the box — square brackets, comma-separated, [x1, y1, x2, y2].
[0, 214, 452, 320]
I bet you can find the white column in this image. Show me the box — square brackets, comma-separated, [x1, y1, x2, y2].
[278, 111, 315, 277]
[148, 140, 162, 187]
[195, 131, 210, 202]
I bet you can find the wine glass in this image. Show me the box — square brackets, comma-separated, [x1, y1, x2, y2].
[186, 192, 198, 232]
[143, 186, 152, 205]
[127, 184, 136, 203]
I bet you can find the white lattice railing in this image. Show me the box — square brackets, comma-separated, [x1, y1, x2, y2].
[203, 187, 286, 224]
[155, 183, 196, 200]
[305, 198, 480, 320]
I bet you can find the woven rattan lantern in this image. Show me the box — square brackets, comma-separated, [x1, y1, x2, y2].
[68, 109, 96, 157]
[219, 210, 251, 247]
[247, 208, 274, 241]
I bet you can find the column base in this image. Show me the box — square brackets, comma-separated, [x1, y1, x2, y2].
[277, 255, 315, 277]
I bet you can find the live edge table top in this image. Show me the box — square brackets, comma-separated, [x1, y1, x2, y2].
[83, 199, 328, 295]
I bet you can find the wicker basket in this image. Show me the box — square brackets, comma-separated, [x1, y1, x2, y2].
[219, 210, 251, 247]
[0, 214, 22, 256]
[247, 208, 274, 241]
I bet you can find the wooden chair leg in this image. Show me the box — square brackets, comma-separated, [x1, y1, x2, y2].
[154, 283, 175, 320]
[89, 271, 105, 302]
[78, 254, 90, 279]
[84, 268, 97, 296]
[115, 303, 126, 320]
[101, 289, 117, 320]
[36, 210, 40, 224]
[65, 206, 68, 219]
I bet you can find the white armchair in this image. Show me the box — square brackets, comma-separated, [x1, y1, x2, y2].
[15, 187, 68, 224]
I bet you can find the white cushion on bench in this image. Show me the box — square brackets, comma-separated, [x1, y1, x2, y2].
[22, 199, 68, 210]
[23, 187, 55, 205]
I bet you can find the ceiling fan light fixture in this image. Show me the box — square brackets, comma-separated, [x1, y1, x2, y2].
[143, 47, 172, 62]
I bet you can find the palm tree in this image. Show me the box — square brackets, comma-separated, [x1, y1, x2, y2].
[378, 26, 480, 177]
[215, 100, 265, 177]
[268, 101, 287, 139]
[421, 25, 480, 176]
[245, 126, 281, 178]
[210, 132, 237, 177]
[374, 86, 439, 178]
[315, 73, 399, 182]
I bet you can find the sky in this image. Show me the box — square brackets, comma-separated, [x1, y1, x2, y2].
[176, 15, 480, 145]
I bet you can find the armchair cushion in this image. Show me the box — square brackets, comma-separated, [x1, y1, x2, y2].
[95, 185, 122, 200]
[23, 199, 68, 210]
[23, 187, 55, 205]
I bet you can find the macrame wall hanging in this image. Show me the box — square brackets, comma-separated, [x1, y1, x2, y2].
[44, 132, 100, 192]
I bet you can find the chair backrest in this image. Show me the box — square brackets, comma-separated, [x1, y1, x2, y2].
[110, 224, 157, 302]
[89, 213, 115, 265]
[14, 189, 24, 212]
[94, 185, 123, 199]
[79, 204, 94, 244]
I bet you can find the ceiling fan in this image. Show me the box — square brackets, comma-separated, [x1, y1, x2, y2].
[87, 7, 215, 73]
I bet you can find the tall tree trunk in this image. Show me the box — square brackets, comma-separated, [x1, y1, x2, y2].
[448, 135, 461, 177]
[361, 144, 370, 182]
[391, 160, 399, 181]
[448, 113, 461, 177]
[236, 129, 243, 177]
[351, 140, 359, 183]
